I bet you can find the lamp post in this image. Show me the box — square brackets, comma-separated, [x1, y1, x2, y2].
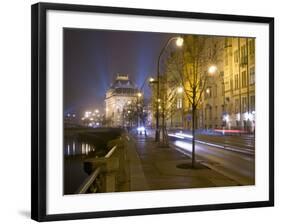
[177, 86, 184, 129]
[155, 36, 184, 142]
[137, 92, 142, 128]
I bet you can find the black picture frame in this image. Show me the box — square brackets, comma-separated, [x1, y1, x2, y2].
[31, 2, 274, 222]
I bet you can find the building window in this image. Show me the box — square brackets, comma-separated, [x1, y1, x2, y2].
[229, 103, 233, 114]
[241, 45, 248, 65]
[214, 84, 217, 97]
[249, 39, 255, 55]
[208, 47, 212, 59]
[221, 82, 225, 96]
[224, 38, 228, 48]
[250, 95, 255, 112]
[224, 38, 232, 48]
[242, 97, 247, 113]
[215, 106, 218, 120]
[224, 52, 228, 66]
[230, 78, 233, 92]
[235, 99, 239, 113]
[177, 98, 182, 109]
[250, 67, 255, 85]
[234, 74, 239, 89]
[234, 50, 239, 63]
[242, 71, 247, 88]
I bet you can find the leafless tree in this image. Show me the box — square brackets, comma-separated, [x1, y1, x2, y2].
[166, 35, 220, 167]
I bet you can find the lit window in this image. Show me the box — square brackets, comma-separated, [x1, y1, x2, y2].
[250, 67, 255, 85]
[242, 71, 247, 88]
[177, 98, 182, 109]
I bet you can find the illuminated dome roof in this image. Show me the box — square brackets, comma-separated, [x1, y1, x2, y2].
[109, 74, 139, 95]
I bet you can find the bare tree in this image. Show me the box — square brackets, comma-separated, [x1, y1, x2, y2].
[149, 70, 182, 146]
[166, 35, 219, 167]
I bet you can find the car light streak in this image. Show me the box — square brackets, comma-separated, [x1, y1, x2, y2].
[214, 129, 248, 134]
[173, 140, 192, 152]
[175, 132, 193, 139]
[168, 133, 184, 139]
[168, 132, 193, 139]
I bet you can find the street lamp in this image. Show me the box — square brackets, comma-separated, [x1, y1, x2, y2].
[176, 37, 184, 47]
[177, 86, 184, 129]
[177, 86, 183, 94]
[208, 65, 218, 74]
[137, 92, 142, 128]
[155, 36, 184, 142]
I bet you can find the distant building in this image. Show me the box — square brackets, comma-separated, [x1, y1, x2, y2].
[105, 74, 140, 127]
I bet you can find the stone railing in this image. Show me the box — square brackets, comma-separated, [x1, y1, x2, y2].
[76, 135, 130, 194]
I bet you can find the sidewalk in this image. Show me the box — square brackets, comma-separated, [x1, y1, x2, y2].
[126, 133, 239, 191]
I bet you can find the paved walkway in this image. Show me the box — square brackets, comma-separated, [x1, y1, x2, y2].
[127, 133, 238, 192]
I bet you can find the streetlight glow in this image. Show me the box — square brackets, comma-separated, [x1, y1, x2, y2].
[137, 92, 142, 97]
[208, 65, 218, 74]
[177, 87, 183, 93]
[223, 114, 229, 122]
[149, 77, 155, 82]
[176, 37, 184, 47]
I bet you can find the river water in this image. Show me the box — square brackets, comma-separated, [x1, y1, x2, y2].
[63, 138, 105, 194]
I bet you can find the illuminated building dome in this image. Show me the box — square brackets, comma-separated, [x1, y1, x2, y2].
[105, 74, 140, 127]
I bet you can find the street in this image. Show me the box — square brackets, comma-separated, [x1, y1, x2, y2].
[168, 133, 255, 185]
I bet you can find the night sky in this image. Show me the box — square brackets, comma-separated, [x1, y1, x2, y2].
[63, 28, 177, 116]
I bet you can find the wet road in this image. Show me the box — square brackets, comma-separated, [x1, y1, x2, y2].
[169, 135, 255, 185]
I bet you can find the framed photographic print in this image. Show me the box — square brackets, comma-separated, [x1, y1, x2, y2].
[31, 2, 274, 222]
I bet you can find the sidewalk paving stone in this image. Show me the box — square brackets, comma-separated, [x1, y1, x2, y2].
[128, 133, 239, 192]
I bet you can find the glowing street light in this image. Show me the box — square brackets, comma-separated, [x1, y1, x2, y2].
[137, 92, 142, 97]
[155, 36, 184, 142]
[175, 37, 184, 47]
[208, 65, 218, 74]
[84, 111, 91, 118]
[244, 112, 254, 121]
[177, 86, 183, 93]
[149, 77, 155, 82]
[223, 114, 229, 122]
